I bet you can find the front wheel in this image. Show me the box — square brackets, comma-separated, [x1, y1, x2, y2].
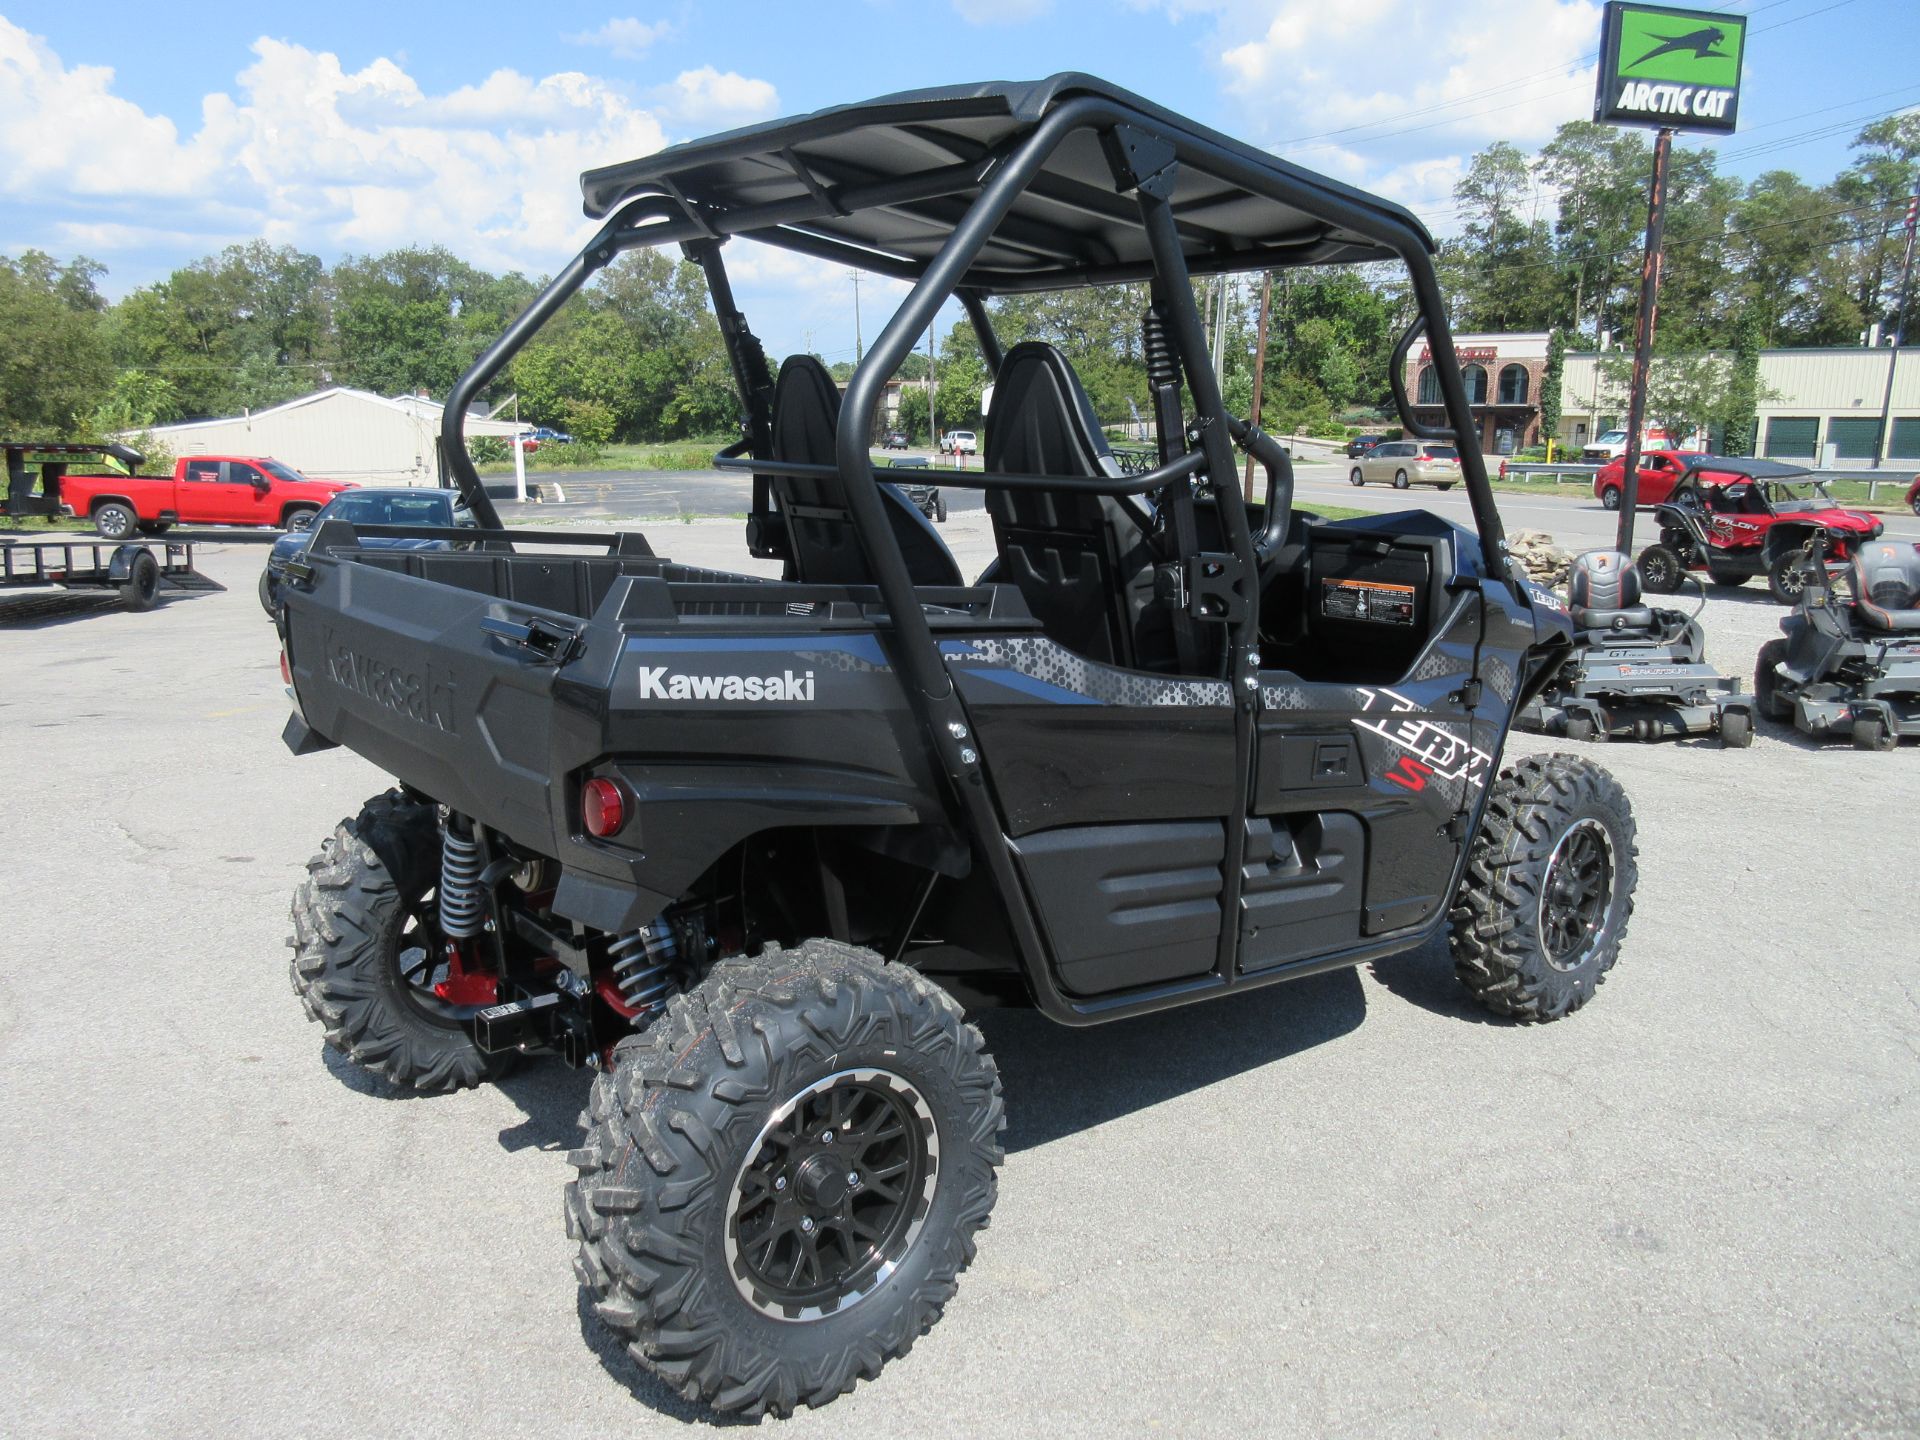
[1637, 543, 1684, 595]
[1393, 469, 1410, 490]
[258, 566, 282, 618]
[1349, 468, 1364, 487]
[568, 940, 1004, 1417]
[287, 790, 501, 1093]
[1599, 486, 1622, 512]
[1719, 710, 1752, 748]
[282, 506, 319, 533]
[1706, 561, 1749, 588]
[93, 502, 137, 540]
[1852, 715, 1897, 752]
[1450, 755, 1637, 1022]
[934, 493, 947, 523]
[1767, 551, 1811, 605]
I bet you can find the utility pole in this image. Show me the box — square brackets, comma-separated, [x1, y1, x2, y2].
[1243, 271, 1271, 501]
[1873, 187, 1917, 470]
[852, 272, 864, 364]
[1616, 126, 1673, 555]
[927, 321, 938, 452]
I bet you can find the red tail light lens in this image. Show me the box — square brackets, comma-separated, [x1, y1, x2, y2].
[279, 649, 291, 685]
[582, 777, 627, 838]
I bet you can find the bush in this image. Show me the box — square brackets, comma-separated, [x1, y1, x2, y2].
[469, 436, 509, 465]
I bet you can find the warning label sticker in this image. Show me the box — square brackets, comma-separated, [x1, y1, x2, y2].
[1321, 577, 1417, 626]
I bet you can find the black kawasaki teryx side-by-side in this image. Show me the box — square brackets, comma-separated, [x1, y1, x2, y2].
[273, 76, 1638, 1416]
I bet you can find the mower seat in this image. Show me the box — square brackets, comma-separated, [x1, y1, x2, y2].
[1852, 541, 1920, 633]
[1568, 550, 1653, 633]
[767, 356, 962, 589]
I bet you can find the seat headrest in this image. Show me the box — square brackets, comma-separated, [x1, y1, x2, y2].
[1568, 549, 1640, 611]
[1854, 541, 1920, 614]
[984, 341, 1121, 479]
[771, 354, 840, 466]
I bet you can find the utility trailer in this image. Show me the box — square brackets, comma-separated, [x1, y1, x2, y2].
[0, 535, 212, 613]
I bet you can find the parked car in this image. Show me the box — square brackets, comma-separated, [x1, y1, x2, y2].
[1591, 450, 1707, 511]
[529, 427, 574, 444]
[1344, 434, 1386, 459]
[1580, 427, 1675, 465]
[259, 487, 477, 617]
[1905, 473, 1920, 517]
[1348, 439, 1460, 490]
[882, 431, 910, 450]
[62, 454, 353, 539]
[939, 429, 978, 455]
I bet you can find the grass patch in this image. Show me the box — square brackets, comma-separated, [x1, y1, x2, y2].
[1, 514, 93, 534]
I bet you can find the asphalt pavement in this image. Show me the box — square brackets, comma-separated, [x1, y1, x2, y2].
[2, 523, 1918, 1438]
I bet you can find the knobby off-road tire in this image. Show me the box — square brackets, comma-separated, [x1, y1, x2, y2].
[1753, 639, 1791, 721]
[1637, 543, 1684, 595]
[1451, 755, 1637, 1022]
[288, 789, 500, 1092]
[567, 939, 1004, 1418]
[1767, 551, 1810, 606]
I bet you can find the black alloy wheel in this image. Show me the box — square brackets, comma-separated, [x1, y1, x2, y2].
[727, 1067, 937, 1321]
[1538, 819, 1615, 973]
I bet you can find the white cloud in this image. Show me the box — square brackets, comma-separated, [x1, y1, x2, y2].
[952, 0, 1053, 23]
[0, 19, 795, 277]
[563, 17, 673, 60]
[652, 67, 780, 128]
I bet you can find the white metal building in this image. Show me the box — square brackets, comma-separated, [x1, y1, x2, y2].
[1557, 346, 1920, 466]
[129, 388, 530, 486]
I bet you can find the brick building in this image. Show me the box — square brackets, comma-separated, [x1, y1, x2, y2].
[1403, 332, 1550, 456]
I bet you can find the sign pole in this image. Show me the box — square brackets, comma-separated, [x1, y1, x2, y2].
[1616, 125, 1673, 556]
[1872, 189, 1917, 470]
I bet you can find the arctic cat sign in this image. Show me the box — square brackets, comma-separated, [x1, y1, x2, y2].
[1594, 1, 1745, 134]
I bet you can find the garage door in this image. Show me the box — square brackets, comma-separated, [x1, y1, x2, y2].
[1826, 417, 1882, 460]
[1764, 416, 1819, 458]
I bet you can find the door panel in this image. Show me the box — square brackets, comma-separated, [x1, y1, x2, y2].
[944, 634, 1238, 997]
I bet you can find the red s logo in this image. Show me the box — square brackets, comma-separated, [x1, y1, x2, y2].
[1385, 756, 1433, 791]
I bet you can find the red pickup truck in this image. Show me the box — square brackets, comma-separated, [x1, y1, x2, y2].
[63, 455, 353, 539]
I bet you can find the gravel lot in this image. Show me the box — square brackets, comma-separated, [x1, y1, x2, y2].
[2, 520, 1916, 1439]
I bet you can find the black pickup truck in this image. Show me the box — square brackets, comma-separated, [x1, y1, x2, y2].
[274, 76, 1636, 1419]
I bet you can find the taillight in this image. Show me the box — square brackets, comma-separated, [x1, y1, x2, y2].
[279, 648, 291, 685]
[582, 777, 627, 838]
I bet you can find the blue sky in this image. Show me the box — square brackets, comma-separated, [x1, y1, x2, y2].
[1, 0, 1913, 365]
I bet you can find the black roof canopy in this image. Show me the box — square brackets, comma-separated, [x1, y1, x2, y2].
[579, 75, 1434, 293]
[1683, 455, 1814, 481]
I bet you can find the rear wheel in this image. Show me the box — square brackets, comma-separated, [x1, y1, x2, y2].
[1451, 755, 1637, 1023]
[117, 549, 160, 611]
[93, 502, 137, 540]
[1719, 710, 1752, 748]
[287, 790, 501, 1093]
[569, 939, 1003, 1417]
[1706, 560, 1748, 587]
[1599, 486, 1622, 512]
[1393, 470, 1410, 490]
[1564, 715, 1597, 743]
[1437, 483, 1455, 492]
[258, 566, 281, 618]
[1349, 468, 1364, 487]
[1753, 639, 1791, 721]
[1852, 715, 1897, 752]
[1767, 551, 1810, 605]
[934, 494, 947, 523]
[136, 520, 172, 536]
[1637, 544, 1684, 595]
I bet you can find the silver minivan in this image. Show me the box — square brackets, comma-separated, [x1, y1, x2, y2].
[1349, 440, 1460, 490]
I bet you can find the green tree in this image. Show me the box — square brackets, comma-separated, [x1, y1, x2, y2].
[894, 385, 930, 443]
[0, 251, 113, 435]
[1721, 313, 1763, 456]
[1540, 328, 1565, 444]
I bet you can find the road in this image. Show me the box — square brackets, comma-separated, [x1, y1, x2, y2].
[498, 456, 1920, 552]
[1, 537, 1917, 1437]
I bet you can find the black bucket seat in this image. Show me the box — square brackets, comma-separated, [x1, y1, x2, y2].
[767, 355, 961, 588]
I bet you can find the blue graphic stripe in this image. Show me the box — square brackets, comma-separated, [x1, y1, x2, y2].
[959, 667, 1102, 706]
[624, 635, 887, 664]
